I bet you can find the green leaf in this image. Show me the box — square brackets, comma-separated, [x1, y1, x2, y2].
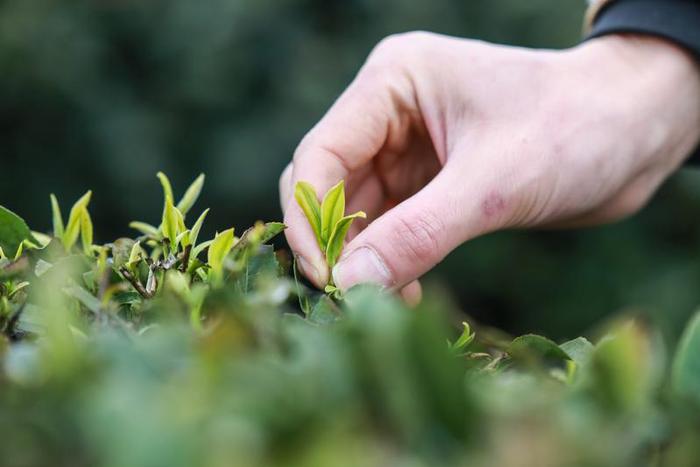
[231, 222, 286, 259]
[129, 221, 159, 237]
[161, 197, 184, 248]
[238, 244, 280, 291]
[294, 181, 323, 248]
[507, 334, 570, 364]
[320, 180, 345, 245]
[80, 209, 93, 256]
[50, 194, 64, 239]
[13, 239, 41, 261]
[0, 205, 38, 258]
[560, 336, 594, 368]
[31, 231, 52, 248]
[451, 322, 475, 351]
[590, 321, 654, 411]
[63, 285, 101, 315]
[188, 208, 209, 248]
[63, 191, 92, 251]
[126, 241, 145, 271]
[192, 240, 213, 259]
[256, 221, 286, 244]
[156, 171, 174, 203]
[176, 173, 205, 216]
[208, 228, 235, 280]
[325, 211, 366, 268]
[175, 229, 191, 248]
[672, 311, 700, 406]
[308, 294, 341, 324]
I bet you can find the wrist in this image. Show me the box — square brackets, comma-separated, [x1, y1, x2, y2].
[571, 34, 700, 167]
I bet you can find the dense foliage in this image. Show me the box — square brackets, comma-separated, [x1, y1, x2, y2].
[1, 174, 699, 467]
[9, 0, 680, 341]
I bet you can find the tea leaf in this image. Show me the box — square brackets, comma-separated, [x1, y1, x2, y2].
[50, 194, 64, 239]
[231, 222, 286, 259]
[189, 208, 210, 248]
[451, 322, 475, 351]
[325, 211, 366, 268]
[320, 180, 345, 245]
[208, 228, 235, 280]
[175, 229, 191, 248]
[294, 181, 323, 248]
[0, 205, 38, 258]
[63, 191, 92, 251]
[80, 209, 93, 256]
[127, 241, 145, 270]
[192, 240, 213, 259]
[156, 171, 174, 203]
[560, 336, 594, 368]
[63, 285, 101, 315]
[308, 294, 341, 324]
[128, 221, 159, 237]
[176, 173, 205, 216]
[256, 221, 286, 244]
[672, 311, 700, 406]
[31, 231, 52, 248]
[161, 197, 184, 248]
[13, 239, 41, 261]
[507, 334, 570, 363]
[590, 322, 654, 411]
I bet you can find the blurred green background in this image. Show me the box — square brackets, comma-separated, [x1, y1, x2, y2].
[2, 0, 699, 343]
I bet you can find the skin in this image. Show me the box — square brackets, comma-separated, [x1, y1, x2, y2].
[279, 32, 700, 302]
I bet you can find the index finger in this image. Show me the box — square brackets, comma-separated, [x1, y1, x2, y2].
[283, 68, 411, 287]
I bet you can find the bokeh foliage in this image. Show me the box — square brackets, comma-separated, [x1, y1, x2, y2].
[2, 0, 699, 342]
[2, 175, 700, 466]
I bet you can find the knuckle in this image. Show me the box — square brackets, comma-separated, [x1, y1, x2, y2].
[388, 211, 445, 265]
[369, 31, 434, 62]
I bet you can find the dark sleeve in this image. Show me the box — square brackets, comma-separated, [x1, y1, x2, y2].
[587, 0, 700, 165]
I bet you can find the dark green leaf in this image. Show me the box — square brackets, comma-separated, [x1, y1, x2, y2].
[672, 311, 700, 405]
[560, 336, 594, 368]
[0, 205, 37, 258]
[507, 334, 570, 364]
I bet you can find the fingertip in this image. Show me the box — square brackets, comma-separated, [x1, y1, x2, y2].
[400, 280, 422, 307]
[285, 201, 329, 288]
[296, 254, 328, 289]
[279, 162, 293, 211]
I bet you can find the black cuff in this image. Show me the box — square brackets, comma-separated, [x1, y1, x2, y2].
[587, 0, 700, 165]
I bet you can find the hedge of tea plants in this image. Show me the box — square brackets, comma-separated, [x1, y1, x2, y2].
[1, 174, 699, 467]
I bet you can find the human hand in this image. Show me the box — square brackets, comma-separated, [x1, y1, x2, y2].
[279, 32, 700, 296]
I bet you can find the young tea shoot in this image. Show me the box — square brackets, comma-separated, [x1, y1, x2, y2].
[294, 180, 366, 294]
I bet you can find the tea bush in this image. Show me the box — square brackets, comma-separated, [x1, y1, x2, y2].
[1, 173, 699, 467]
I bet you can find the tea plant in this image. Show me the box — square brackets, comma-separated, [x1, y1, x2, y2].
[1, 173, 700, 467]
[295, 180, 365, 294]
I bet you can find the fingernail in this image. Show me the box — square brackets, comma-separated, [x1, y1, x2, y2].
[332, 247, 393, 290]
[297, 255, 323, 285]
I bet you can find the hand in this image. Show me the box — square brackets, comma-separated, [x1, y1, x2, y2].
[279, 32, 700, 297]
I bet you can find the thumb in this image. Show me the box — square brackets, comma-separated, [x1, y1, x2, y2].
[332, 173, 472, 290]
